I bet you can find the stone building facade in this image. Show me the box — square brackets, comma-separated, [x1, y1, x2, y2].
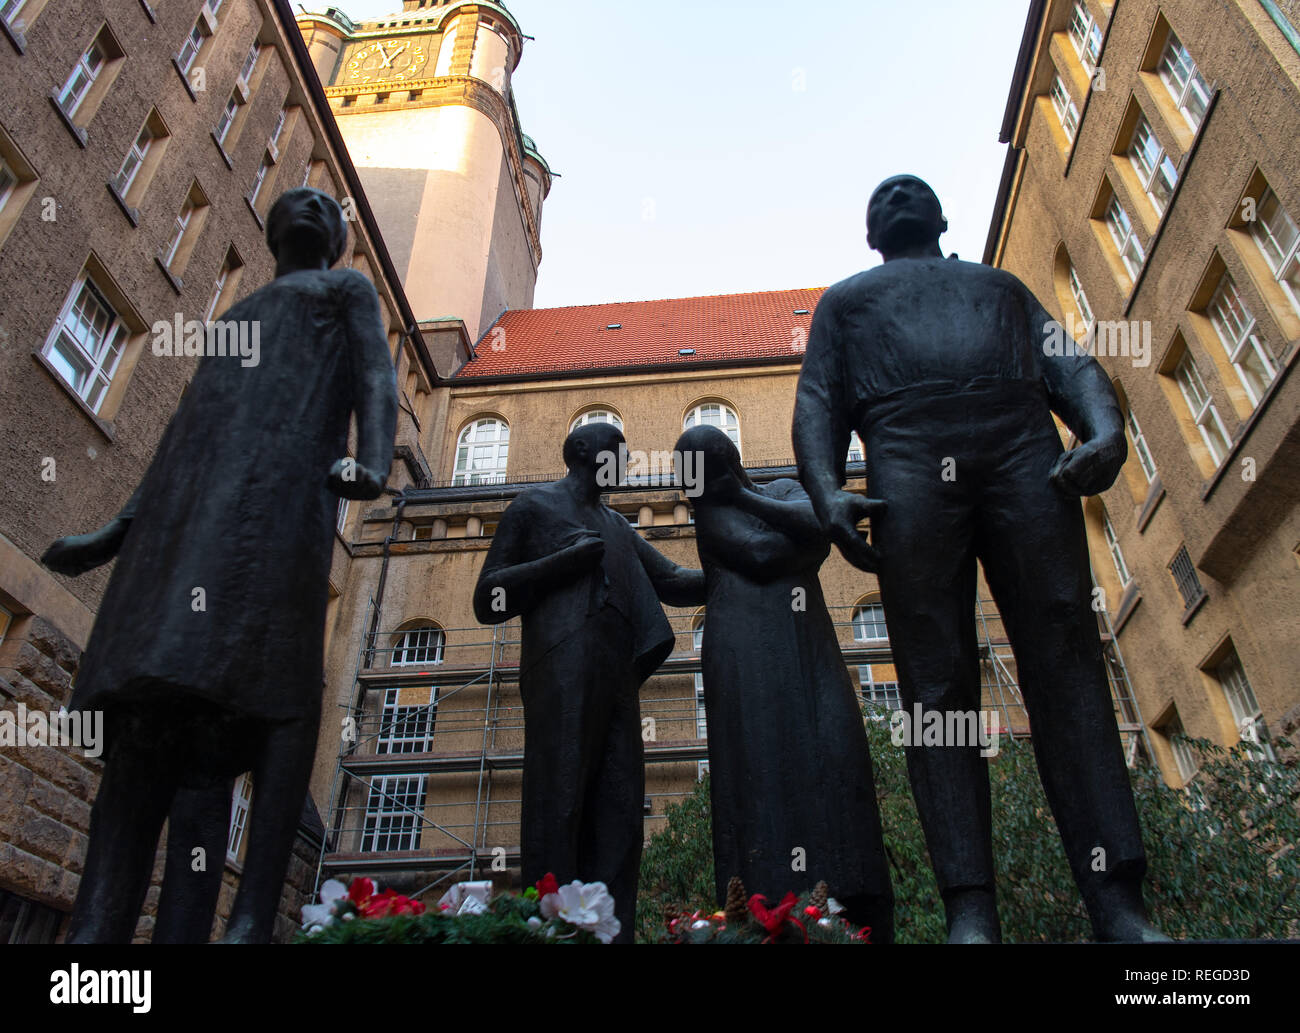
[984, 0, 1300, 787]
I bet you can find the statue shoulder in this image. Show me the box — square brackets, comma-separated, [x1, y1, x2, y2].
[325, 267, 382, 303]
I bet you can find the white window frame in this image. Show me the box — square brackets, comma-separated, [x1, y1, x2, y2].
[1105, 196, 1145, 281]
[204, 259, 232, 322]
[248, 153, 272, 205]
[1215, 651, 1274, 762]
[452, 417, 510, 485]
[161, 196, 196, 267]
[0, 0, 28, 28]
[41, 274, 129, 413]
[859, 665, 902, 715]
[1068, 263, 1094, 327]
[227, 773, 252, 862]
[269, 107, 288, 148]
[1101, 508, 1131, 587]
[683, 402, 741, 454]
[847, 430, 865, 463]
[1173, 351, 1231, 466]
[1128, 114, 1178, 216]
[1068, 1, 1103, 74]
[852, 601, 888, 643]
[215, 93, 239, 145]
[1251, 188, 1300, 317]
[0, 155, 17, 214]
[1050, 75, 1080, 143]
[1207, 274, 1278, 407]
[1164, 714, 1198, 783]
[377, 686, 437, 754]
[570, 408, 623, 432]
[692, 618, 706, 739]
[237, 41, 261, 85]
[1125, 406, 1157, 484]
[1157, 30, 1211, 132]
[176, 23, 207, 75]
[57, 38, 108, 118]
[360, 774, 426, 852]
[391, 625, 445, 667]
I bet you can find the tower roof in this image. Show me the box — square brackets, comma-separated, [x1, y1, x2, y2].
[456, 288, 825, 381]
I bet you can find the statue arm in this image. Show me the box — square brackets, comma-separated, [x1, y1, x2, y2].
[332, 273, 398, 500]
[473, 501, 604, 624]
[631, 531, 706, 607]
[695, 505, 807, 582]
[728, 480, 823, 545]
[40, 483, 143, 577]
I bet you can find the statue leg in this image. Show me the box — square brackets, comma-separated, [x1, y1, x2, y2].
[872, 440, 998, 943]
[67, 734, 176, 943]
[579, 664, 643, 944]
[220, 714, 318, 943]
[977, 452, 1164, 942]
[153, 779, 234, 943]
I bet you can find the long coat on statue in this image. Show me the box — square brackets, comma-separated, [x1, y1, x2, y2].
[68, 267, 396, 759]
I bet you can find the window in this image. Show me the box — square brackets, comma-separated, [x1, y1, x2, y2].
[0, 889, 63, 944]
[378, 687, 437, 753]
[1157, 30, 1210, 131]
[1068, 263, 1094, 326]
[391, 625, 444, 667]
[847, 430, 865, 463]
[1050, 75, 1080, 142]
[215, 93, 239, 145]
[57, 36, 108, 118]
[237, 41, 261, 85]
[852, 601, 888, 643]
[1250, 188, 1300, 317]
[176, 21, 207, 75]
[570, 408, 623, 432]
[204, 249, 242, 321]
[0, 156, 16, 214]
[1105, 196, 1145, 281]
[683, 402, 740, 453]
[692, 617, 706, 739]
[1068, 1, 1103, 74]
[42, 275, 129, 413]
[248, 152, 273, 207]
[1206, 274, 1278, 407]
[227, 773, 252, 862]
[452, 417, 509, 485]
[1159, 711, 1198, 783]
[1168, 545, 1205, 610]
[1101, 507, 1130, 587]
[0, 0, 29, 28]
[1173, 351, 1231, 466]
[1212, 649, 1273, 761]
[0, 603, 11, 646]
[111, 124, 155, 199]
[1128, 114, 1178, 217]
[269, 107, 288, 149]
[160, 184, 209, 274]
[1125, 406, 1157, 484]
[361, 775, 425, 852]
[859, 666, 902, 713]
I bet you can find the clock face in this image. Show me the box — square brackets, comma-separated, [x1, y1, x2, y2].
[345, 38, 428, 84]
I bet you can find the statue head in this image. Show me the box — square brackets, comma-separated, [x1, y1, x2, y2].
[266, 188, 348, 269]
[563, 422, 626, 485]
[866, 175, 947, 256]
[674, 425, 753, 501]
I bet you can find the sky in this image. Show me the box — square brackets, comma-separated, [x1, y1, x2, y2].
[332, 0, 1033, 308]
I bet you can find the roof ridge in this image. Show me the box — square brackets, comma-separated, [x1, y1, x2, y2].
[493, 286, 827, 318]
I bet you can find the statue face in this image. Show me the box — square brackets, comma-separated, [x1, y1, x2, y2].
[867, 175, 945, 254]
[267, 188, 346, 265]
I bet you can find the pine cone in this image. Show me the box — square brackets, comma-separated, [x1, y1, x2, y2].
[809, 880, 829, 913]
[723, 875, 747, 926]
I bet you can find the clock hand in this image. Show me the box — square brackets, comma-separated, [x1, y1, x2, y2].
[377, 44, 393, 68]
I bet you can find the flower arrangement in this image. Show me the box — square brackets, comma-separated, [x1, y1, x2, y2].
[661, 877, 873, 944]
[296, 874, 618, 945]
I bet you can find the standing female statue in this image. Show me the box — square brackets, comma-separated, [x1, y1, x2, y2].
[676, 425, 893, 940]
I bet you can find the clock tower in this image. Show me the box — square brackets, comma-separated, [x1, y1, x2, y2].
[298, 2, 552, 355]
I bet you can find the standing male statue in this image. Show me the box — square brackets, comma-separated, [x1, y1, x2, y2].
[473, 424, 704, 942]
[42, 188, 397, 943]
[793, 174, 1166, 943]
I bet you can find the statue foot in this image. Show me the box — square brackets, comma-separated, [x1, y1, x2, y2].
[944, 888, 1001, 944]
[216, 915, 267, 944]
[1089, 881, 1172, 942]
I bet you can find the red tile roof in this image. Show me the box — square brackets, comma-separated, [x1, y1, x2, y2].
[455, 287, 826, 379]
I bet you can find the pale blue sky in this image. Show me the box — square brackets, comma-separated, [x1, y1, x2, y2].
[330, 1, 1032, 308]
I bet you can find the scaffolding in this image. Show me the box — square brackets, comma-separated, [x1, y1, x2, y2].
[312, 594, 1150, 901]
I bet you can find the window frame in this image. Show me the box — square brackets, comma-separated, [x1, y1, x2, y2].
[1206, 273, 1278, 407]
[1172, 351, 1231, 466]
[41, 273, 130, 414]
[452, 417, 510, 486]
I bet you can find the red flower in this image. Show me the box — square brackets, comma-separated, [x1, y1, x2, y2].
[347, 877, 376, 907]
[535, 872, 560, 898]
[747, 893, 807, 943]
[361, 888, 426, 919]
[855, 926, 872, 943]
[804, 905, 823, 920]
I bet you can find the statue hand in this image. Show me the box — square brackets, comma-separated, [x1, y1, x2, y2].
[824, 491, 886, 573]
[567, 531, 605, 569]
[1049, 434, 1126, 497]
[41, 522, 128, 577]
[328, 458, 386, 500]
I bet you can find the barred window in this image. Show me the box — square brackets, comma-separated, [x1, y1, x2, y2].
[1168, 545, 1204, 609]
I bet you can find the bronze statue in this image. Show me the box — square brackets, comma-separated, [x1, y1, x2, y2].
[678, 425, 894, 940]
[793, 174, 1166, 943]
[42, 187, 398, 943]
[473, 424, 704, 942]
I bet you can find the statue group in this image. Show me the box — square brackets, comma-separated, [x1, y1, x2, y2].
[45, 177, 1166, 944]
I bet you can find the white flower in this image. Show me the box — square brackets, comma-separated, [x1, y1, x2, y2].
[551, 880, 620, 944]
[527, 916, 542, 930]
[691, 919, 712, 931]
[300, 878, 348, 929]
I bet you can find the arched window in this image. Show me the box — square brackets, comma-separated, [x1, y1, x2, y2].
[452, 417, 509, 485]
[691, 614, 707, 739]
[391, 623, 445, 667]
[847, 430, 865, 464]
[852, 597, 888, 643]
[683, 402, 740, 454]
[570, 407, 623, 432]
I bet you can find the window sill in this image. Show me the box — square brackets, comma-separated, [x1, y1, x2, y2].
[138, 0, 157, 22]
[48, 93, 88, 149]
[244, 195, 264, 229]
[173, 56, 198, 102]
[1114, 581, 1141, 633]
[31, 351, 116, 442]
[106, 181, 140, 227]
[212, 131, 234, 169]
[1, 15, 26, 54]
[154, 255, 183, 295]
[1136, 475, 1165, 532]
[1179, 590, 1208, 626]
